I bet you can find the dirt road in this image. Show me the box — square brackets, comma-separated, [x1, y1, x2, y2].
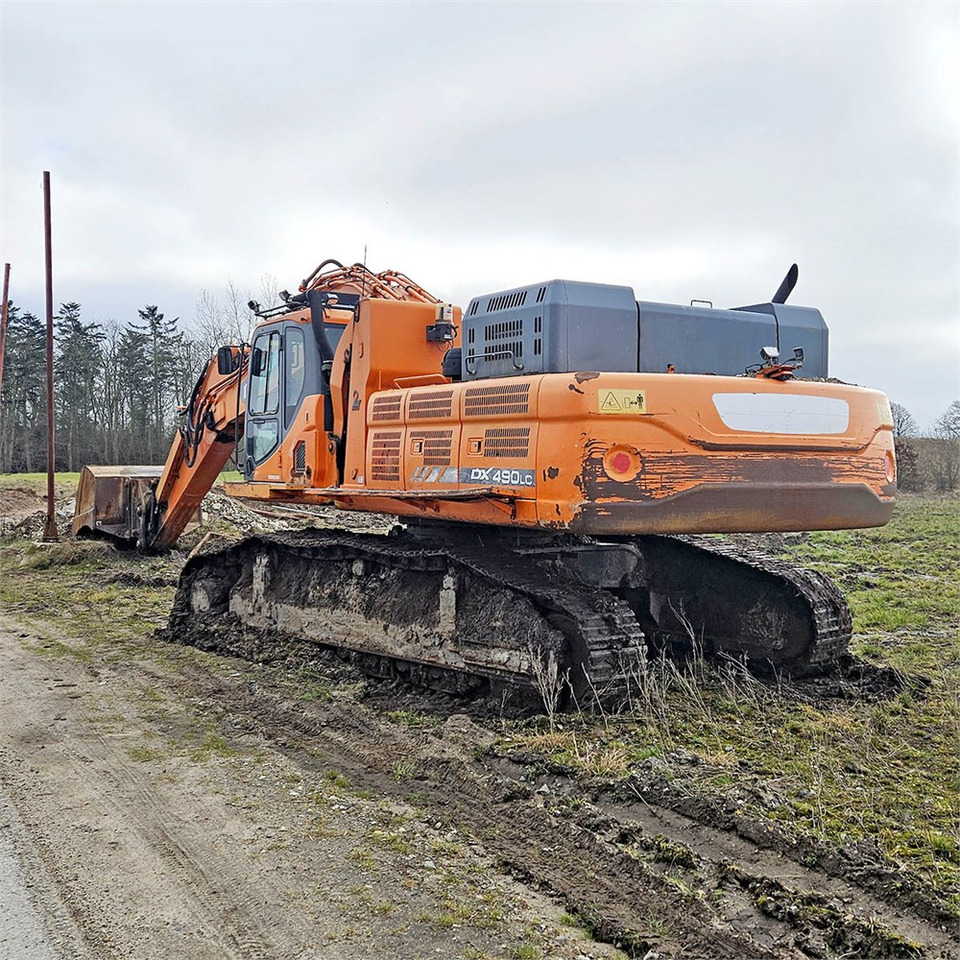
[0, 787, 78, 959]
[1, 616, 634, 960]
[1, 609, 955, 959]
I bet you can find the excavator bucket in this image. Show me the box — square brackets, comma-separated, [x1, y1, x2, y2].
[73, 465, 205, 545]
[72, 465, 163, 543]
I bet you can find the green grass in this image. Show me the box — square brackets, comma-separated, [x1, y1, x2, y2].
[502, 494, 960, 908]
[0, 471, 83, 488]
[386, 709, 441, 729]
[188, 731, 246, 762]
[0, 470, 239, 495]
[791, 496, 959, 667]
[0, 546, 177, 650]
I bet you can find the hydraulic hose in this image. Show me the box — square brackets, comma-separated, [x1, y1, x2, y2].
[305, 288, 336, 433]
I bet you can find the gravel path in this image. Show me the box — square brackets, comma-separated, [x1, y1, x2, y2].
[0, 619, 623, 960]
[0, 789, 74, 960]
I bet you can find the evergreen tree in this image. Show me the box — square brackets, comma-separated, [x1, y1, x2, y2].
[0, 303, 47, 472]
[116, 323, 153, 462]
[55, 302, 104, 470]
[131, 305, 183, 460]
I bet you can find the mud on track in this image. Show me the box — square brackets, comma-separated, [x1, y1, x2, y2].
[166, 626, 958, 960]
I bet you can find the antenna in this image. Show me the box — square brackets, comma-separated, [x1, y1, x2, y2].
[361, 243, 368, 299]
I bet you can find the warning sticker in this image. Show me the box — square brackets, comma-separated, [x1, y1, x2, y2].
[598, 389, 646, 415]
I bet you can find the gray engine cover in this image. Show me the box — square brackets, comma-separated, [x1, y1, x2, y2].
[461, 279, 828, 380]
[462, 280, 638, 380]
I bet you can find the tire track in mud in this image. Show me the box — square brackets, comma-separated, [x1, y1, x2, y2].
[180, 666, 760, 958]
[177, 663, 958, 959]
[519, 771, 954, 959]
[594, 778, 958, 936]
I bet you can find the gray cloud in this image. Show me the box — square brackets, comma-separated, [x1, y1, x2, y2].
[1, 0, 956, 427]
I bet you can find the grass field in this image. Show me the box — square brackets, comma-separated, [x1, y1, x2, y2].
[0, 471, 82, 495]
[0, 470, 241, 493]
[503, 494, 960, 907]
[1, 481, 957, 911]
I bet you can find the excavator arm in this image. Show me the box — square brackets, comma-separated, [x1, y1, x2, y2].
[73, 344, 248, 549]
[146, 344, 249, 548]
[73, 264, 437, 550]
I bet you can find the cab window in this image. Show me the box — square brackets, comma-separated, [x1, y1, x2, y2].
[249, 331, 280, 416]
[284, 327, 306, 428]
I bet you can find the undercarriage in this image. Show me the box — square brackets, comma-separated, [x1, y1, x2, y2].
[167, 524, 851, 708]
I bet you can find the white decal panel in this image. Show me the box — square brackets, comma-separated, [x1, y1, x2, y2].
[460, 467, 536, 488]
[409, 466, 536, 489]
[713, 393, 850, 435]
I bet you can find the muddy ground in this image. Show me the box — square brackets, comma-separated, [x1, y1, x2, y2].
[0, 480, 957, 959]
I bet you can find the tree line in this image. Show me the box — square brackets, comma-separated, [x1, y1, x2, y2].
[0, 283, 258, 473]
[0, 292, 957, 493]
[891, 401, 960, 493]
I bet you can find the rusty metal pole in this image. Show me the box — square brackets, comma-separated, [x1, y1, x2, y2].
[0, 262, 10, 404]
[41, 172, 59, 542]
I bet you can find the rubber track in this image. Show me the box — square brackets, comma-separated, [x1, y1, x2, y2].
[656, 534, 852, 671]
[174, 528, 848, 703]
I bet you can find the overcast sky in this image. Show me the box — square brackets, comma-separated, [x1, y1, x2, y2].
[1, 0, 957, 428]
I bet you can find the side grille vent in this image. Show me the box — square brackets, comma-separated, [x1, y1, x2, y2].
[370, 431, 401, 482]
[484, 319, 522, 340]
[293, 440, 306, 473]
[408, 389, 454, 420]
[464, 382, 531, 417]
[485, 342, 523, 362]
[483, 427, 530, 459]
[536, 286, 546, 303]
[486, 290, 528, 312]
[371, 394, 402, 422]
[482, 318, 523, 364]
[411, 429, 453, 466]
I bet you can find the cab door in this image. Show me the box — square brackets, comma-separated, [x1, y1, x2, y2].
[244, 328, 282, 478]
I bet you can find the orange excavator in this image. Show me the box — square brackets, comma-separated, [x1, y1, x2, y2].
[74, 259, 896, 703]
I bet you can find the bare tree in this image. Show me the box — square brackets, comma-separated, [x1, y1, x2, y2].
[192, 280, 262, 357]
[258, 272, 280, 311]
[934, 400, 960, 439]
[890, 402, 918, 438]
[922, 400, 960, 492]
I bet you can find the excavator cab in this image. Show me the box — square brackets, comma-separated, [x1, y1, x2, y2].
[242, 309, 349, 488]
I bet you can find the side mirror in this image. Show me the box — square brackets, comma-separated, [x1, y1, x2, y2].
[217, 346, 239, 375]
